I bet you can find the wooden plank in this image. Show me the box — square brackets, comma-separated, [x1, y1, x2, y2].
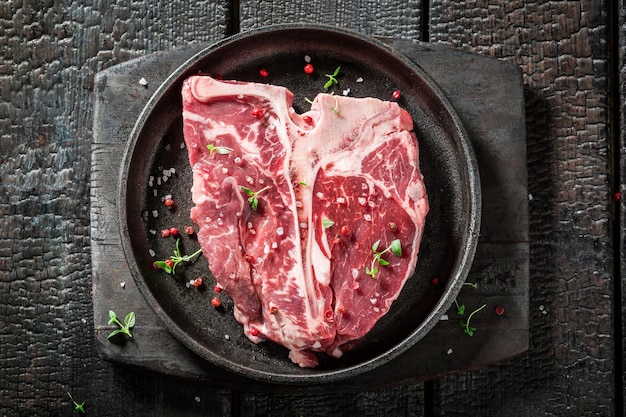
[238, 0, 424, 40]
[0, 1, 233, 416]
[429, 1, 615, 416]
[90, 35, 528, 398]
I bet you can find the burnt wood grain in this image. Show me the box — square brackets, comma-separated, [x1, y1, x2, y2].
[0, 2, 232, 416]
[429, 0, 616, 416]
[0, 0, 620, 416]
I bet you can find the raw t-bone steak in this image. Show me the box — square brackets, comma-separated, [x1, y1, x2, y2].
[181, 75, 428, 367]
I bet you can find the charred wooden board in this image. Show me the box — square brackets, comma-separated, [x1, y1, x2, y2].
[91, 38, 528, 391]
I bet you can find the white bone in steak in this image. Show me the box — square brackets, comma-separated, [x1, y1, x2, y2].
[181, 75, 429, 367]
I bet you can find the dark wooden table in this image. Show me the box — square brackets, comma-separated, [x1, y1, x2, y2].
[1, 1, 623, 416]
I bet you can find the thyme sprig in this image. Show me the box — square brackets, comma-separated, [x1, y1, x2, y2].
[241, 185, 270, 211]
[365, 239, 402, 279]
[107, 310, 135, 339]
[67, 392, 86, 414]
[153, 238, 203, 275]
[324, 66, 341, 90]
[206, 143, 233, 156]
[459, 303, 486, 336]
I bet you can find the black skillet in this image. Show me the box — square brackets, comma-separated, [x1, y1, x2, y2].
[119, 24, 481, 384]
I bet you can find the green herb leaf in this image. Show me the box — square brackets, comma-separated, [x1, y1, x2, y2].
[107, 309, 135, 340]
[323, 66, 341, 90]
[240, 185, 270, 211]
[153, 238, 203, 275]
[108, 310, 116, 324]
[459, 303, 486, 337]
[390, 239, 402, 257]
[457, 304, 465, 315]
[107, 329, 121, 339]
[207, 143, 233, 156]
[377, 258, 390, 266]
[67, 392, 86, 414]
[366, 237, 403, 279]
[124, 311, 136, 328]
[322, 218, 335, 229]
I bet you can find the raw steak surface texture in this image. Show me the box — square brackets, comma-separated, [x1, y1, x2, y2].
[181, 75, 428, 367]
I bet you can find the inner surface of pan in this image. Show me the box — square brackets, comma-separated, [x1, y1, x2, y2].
[120, 24, 481, 384]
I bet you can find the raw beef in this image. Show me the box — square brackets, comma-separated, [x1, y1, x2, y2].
[181, 75, 428, 367]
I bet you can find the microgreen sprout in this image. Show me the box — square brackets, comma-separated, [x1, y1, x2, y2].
[331, 96, 340, 114]
[459, 303, 486, 336]
[153, 238, 203, 275]
[304, 97, 314, 105]
[365, 239, 402, 279]
[454, 299, 466, 315]
[206, 143, 233, 156]
[322, 218, 335, 228]
[241, 185, 270, 211]
[324, 66, 341, 90]
[107, 310, 135, 339]
[67, 392, 86, 414]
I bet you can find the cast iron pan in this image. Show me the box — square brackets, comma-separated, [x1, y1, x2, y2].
[120, 24, 481, 384]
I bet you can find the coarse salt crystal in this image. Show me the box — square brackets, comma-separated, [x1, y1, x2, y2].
[149, 249, 155, 257]
[153, 189, 157, 197]
[224, 334, 230, 340]
[276, 227, 284, 236]
[368, 201, 375, 208]
[351, 268, 359, 278]
[363, 214, 372, 221]
[247, 222, 253, 229]
[246, 176, 254, 184]
[447, 348, 453, 355]
[336, 197, 346, 204]
[356, 77, 364, 83]
[271, 242, 278, 249]
[180, 142, 185, 149]
[316, 192, 324, 199]
[139, 77, 148, 86]
[358, 197, 367, 206]
[440, 314, 449, 321]
[221, 167, 229, 175]
[120, 282, 126, 288]
[149, 229, 156, 235]
[299, 222, 307, 229]
[152, 210, 158, 218]
[342, 88, 350, 96]
[304, 55, 311, 63]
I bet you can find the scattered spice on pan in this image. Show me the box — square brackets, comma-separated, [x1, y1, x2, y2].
[392, 89, 401, 100]
[259, 68, 269, 77]
[304, 63, 314, 74]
